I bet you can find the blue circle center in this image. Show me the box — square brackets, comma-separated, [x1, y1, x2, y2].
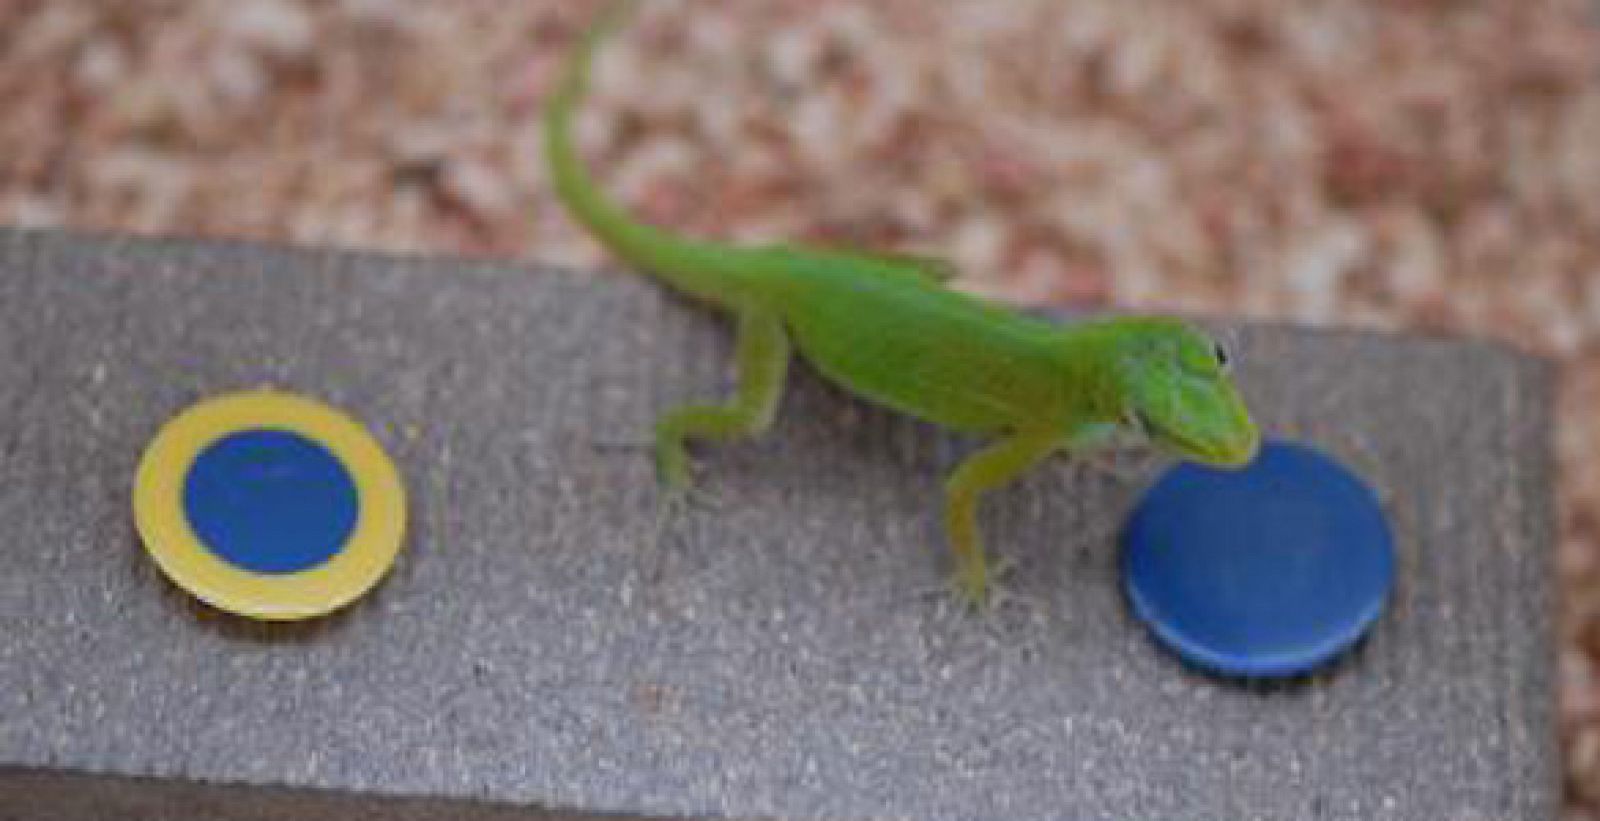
[183, 429, 359, 574]
[1121, 439, 1394, 678]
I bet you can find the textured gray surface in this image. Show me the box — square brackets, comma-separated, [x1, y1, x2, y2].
[0, 228, 1559, 820]
[0, 769, 653, 821]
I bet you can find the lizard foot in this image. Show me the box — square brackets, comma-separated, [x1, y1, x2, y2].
[649, 482, 722, 539]
[916, 555, 1041, 618]
[640, 480, 727, 582]
[590, 437, 726, 510]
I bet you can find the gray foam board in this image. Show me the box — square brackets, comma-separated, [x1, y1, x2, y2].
[0, 229, 1559, 819]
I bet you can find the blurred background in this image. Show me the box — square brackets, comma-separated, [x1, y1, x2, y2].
[2, 0, 1597, 813]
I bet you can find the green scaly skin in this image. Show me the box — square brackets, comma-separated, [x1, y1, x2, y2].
[543, 1, 1260, 608]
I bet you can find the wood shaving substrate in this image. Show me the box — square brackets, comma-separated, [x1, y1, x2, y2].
[2, 0, 1598, 813]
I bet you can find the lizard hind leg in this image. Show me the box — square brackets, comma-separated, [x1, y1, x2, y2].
[652, 308, 791, 512]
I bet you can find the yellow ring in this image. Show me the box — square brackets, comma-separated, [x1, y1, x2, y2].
[134, 390, 407, 621]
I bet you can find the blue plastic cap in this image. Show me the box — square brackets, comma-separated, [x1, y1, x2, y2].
[184, 429, 359, 574]
[1121, 439, 1394, 678]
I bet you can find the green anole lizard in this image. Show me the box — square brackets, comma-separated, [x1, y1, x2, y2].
[543, 1, 1260, 608]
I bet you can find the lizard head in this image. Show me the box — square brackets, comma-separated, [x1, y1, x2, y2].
[1109, 319, 1259, 468]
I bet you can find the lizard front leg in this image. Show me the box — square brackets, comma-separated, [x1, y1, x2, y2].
[944, 430, 1061, 609]
[654, 308, 790, 500]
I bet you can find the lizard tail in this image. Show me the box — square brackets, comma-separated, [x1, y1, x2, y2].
[542, 0, 749, 306]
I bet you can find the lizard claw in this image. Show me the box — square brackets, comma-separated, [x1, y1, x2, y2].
[645, 481, 722, 561]
[915, 555, 1035, 615]
[944, 559, 1050, 636]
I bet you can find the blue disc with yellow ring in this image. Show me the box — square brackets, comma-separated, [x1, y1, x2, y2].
[134, 390, 406, 621]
